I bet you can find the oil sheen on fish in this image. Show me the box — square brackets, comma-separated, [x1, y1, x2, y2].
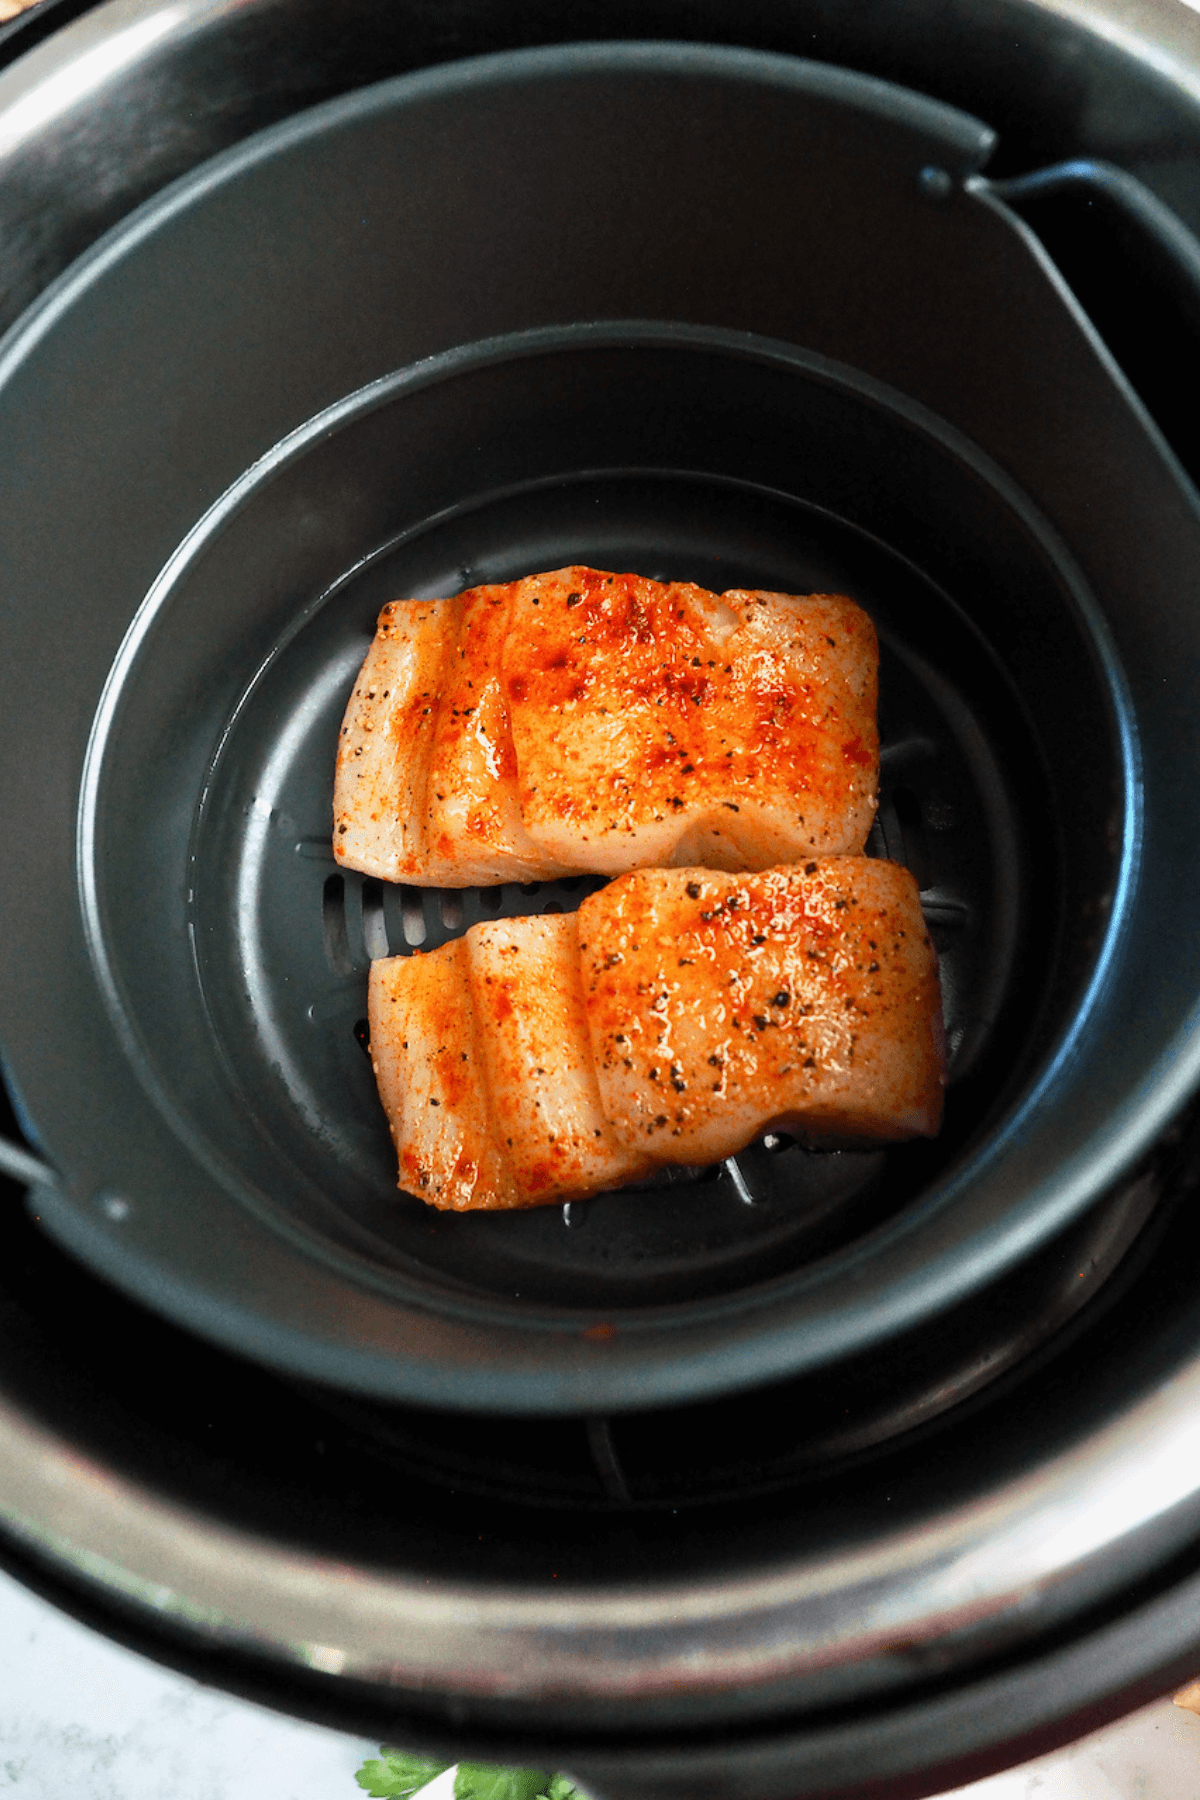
[368, 858, 943, 1210]
[578, 858, 945, 1167]
[504, 567, 878, 874]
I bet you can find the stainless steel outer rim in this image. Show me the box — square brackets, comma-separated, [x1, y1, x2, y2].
[1, 0, 1199, 139]
[2, 0, 1200, 1755]
[3, 1341, 1200, 1712]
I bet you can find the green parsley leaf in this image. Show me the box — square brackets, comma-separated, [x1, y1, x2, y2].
[454, 1763, 553, 1800]
[354, 1747, 452, 1797]
[544, 1777, 579, 1799]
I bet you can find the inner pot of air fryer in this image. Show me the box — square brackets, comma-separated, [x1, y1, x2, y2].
[3, 41, 1199, 1417]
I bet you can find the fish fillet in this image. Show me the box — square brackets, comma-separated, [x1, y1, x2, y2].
[368, 859, 943, 1210]
[335, 568, 878, 884]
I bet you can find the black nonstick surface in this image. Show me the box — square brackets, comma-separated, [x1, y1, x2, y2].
[2, 45, 1197, 1414]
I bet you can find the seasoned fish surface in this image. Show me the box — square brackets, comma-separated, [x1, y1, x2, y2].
[335, 568, 878, 884]
[468, 915, 656, 1206]
[368, 935, 516, 1210]
[423, 585, 572, 884]
[369, 859, 943, 1210]
[368, 914, 654, 1210]
[503, 567, 878, 874]
[578, 859, 944, 1166]
[334, 585, 570, 886]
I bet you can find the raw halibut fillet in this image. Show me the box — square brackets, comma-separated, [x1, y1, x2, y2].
[368, 914, 654, 1210]
[578, 859, 944, 1166]
[503, 567, 878, 874]
[335, 567, 878, 885]
[334, 586, 570, 886]
[368, 859, 943, 1212]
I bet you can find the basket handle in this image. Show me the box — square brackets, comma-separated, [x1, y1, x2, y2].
[977, 157, 1200, 481]
[983, 158, 1200, 338]
[0, 1134, 56, 1190]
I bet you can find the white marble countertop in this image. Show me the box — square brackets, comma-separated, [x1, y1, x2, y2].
[0, 1562, 1197, 1800]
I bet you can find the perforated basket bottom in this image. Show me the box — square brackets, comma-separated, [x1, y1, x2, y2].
[191, 472, 1032, 1312]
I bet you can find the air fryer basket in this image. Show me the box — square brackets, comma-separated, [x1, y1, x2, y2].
[196, 430, 1032, 1299]
[1, 44, 1197, 1416]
